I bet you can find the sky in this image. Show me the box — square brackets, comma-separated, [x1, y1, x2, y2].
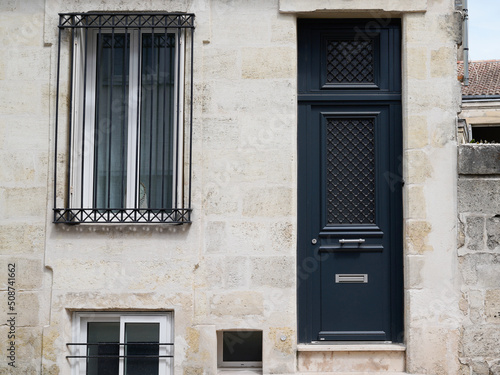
[468, 0, 500, 60]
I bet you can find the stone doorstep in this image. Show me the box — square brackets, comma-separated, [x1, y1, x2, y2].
[297, 344, 407, 373]
[294, 373, 419, 375]
[297, 344, 406, 352]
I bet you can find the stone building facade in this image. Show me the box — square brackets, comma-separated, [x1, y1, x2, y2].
[1, 0, 494, 374]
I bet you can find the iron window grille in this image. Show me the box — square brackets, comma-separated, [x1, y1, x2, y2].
[54, 13, 194, 224]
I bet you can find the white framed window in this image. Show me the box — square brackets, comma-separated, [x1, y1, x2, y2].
[69, 312, 173, 375]
[71, 28, 183, 211]
[54, 13, 194, 224]
[217, 330, 263, 370]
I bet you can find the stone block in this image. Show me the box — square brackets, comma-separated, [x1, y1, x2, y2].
[406, 326, 460, 374]
[0, 117, 52, 153]
[271, 15, 296, 45]
[1, 291, 40, 326]
[227, 220, 270, 255]
[487, 216, 500, 250]
[0, 152, 48, 186]
[406, 47, 428, 80]
[0, 12, 44, 47]
[458, 179, 500, 214]
[0, 81, 44, 116]
[0, 258, 43, 290]
[201, 118, 240, 150]
[209, 12, 271, 47]
[242, 47, 295, 79]
[250, 256, 294, 288]
[462, 325, 500, 357]
[202, 47, 241, 81]
[270, 221, 295, 253]
[460, 254, 500, 288]
[490, 360, 500, 375]
[242, 187, 292, 217]
[469, 361, 490, 375]
[297, 349, 405, 372]
[0, 187, 46, 219]
[485, 289, 500, 323]
[203, 185, 239, 215]
[407, 115, 429, 149]
[223, 256, 250, 289]
[407, 185, 426, 219]
[466, 216, 485, 251]
[458, 144, 500, 175]
[406, 255, 424, 289]
[431, 47, 456, 78]
[468, 289, 485, 324]
[405, 150, 433, 184]
[209, 291, 264, 317]
[0, 326, 44, 373]
[205, 221, 228, 254]
[406, 220, 433, 254]
[0, 224, 45, 255]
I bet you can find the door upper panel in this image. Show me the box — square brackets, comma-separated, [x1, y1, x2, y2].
[298, 19, 401, 95]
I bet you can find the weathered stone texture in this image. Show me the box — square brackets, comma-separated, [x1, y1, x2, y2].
[209, 291, 264, 317]
[466, 216, 485, 251]
[459, 144, 500, 175]
[462, 325, 500, 358]
[486, 216, 500, 250]
[458, 179, 500, 214]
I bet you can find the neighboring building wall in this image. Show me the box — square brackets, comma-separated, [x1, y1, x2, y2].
[458, 144, 500, 375]
[0, 1, 464, 375]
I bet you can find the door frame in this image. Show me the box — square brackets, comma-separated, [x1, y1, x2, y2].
[297, 18, 404, 343]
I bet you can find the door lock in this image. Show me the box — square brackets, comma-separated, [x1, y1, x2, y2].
[311, 238, 317, 244]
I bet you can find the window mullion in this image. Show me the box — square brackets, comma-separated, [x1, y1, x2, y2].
[126, 30, 140, 211]
[83, 29, 96, 210]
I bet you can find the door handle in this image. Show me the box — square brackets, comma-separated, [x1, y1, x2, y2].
[339, 239, 365, 244]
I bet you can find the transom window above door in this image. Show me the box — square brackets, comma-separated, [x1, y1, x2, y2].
[53, 13, 194, 224]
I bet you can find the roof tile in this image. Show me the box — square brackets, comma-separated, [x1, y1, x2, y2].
[458, 60, 500, 96]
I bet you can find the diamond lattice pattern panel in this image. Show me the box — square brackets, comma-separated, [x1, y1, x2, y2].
[326, 118, 376, 224]
[326, 39, 374, 84]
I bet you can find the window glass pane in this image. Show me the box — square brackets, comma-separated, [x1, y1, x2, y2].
[140, 33, 176, 209]
[95, 33, 130, 209]
[87, 322, 120, 375]
[125, 322, 160, 375]
[222, 331, 262, 362]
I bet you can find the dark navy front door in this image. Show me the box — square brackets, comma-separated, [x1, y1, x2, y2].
[297, 19, 403, 342]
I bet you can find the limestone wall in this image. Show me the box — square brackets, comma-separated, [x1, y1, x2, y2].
[458, 144, 500, 375]
[0, 0, 464, 374]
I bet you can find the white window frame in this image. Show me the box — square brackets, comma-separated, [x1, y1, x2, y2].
[71, 312, 173, 375]
[70, 28, 184, 211]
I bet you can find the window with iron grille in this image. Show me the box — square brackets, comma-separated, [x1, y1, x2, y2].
[54, 13, 194, 224]
[67, 312, 173, 375]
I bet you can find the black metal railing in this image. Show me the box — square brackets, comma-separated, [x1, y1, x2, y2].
[53, 12, 194, 224]
[66, 341, 174, 359]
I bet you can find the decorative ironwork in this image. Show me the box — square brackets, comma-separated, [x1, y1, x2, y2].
[326, 118, 375, 224]
[59, 13, 195, 29]
[54, 208, 191, 224]
[53, 12, 194, 224]
[326, 39, 374, 84]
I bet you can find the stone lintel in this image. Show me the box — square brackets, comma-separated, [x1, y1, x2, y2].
[279, 0, 427, 13]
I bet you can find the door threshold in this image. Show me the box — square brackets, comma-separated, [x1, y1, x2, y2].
[297, 343, 406, 352]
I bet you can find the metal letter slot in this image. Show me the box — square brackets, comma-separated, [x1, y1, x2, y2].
[335, 274, 368, 283]
[339, 239, 365, 244]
